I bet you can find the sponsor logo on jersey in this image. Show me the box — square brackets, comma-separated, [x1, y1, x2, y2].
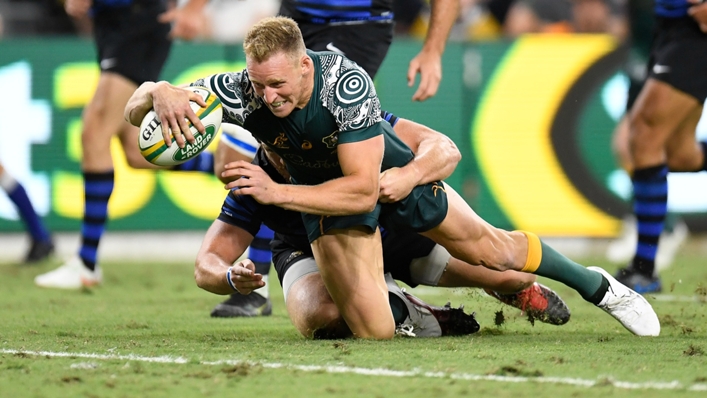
[432, 183, 446, 197]
[269, 132, 290, 149]
[322, 131, 338, 149]
[285, 250, 304, 264]
[283, 154, 340, 169]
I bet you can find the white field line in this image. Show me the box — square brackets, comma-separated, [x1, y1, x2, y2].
[2, 349, 706, 392]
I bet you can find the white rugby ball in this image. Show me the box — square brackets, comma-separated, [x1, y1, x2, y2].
[138, 86, 222, 166]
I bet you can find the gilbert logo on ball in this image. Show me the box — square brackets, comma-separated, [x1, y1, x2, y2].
[138, 86, 223, 166]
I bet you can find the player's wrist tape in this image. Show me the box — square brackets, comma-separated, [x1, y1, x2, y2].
[226, 267, 240, 293]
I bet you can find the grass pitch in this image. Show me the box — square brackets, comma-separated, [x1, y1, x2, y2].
[1, 239, 706, 397]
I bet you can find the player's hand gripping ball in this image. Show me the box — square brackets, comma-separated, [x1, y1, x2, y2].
[138, 86, 222, 166]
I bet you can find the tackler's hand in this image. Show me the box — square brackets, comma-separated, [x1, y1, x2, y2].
[228, 259, 265, 295]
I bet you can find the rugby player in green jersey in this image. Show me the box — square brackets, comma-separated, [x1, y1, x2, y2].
[125, 16, 660, 339]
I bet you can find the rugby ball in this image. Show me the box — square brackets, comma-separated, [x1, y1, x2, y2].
[138, 86, 222, 166]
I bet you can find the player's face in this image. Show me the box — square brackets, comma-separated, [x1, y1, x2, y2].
[247, 52, 312, 118]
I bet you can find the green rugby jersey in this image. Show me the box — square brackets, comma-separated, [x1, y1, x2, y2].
[192, 50, 414, 186]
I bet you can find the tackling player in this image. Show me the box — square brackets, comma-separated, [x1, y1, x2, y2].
[125, 17, 659, 338]
[196, 124, 571, 338]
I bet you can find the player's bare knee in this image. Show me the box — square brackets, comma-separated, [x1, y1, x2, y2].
[83, 98, 112, 128]
[666, 151, 700, 172]
[628, 114, 665, 153]
[299, 305, 348, 339]
[309, 318, 351, 340]
[287, 279, 346, 339]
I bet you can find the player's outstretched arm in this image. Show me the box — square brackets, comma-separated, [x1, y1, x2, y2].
[407, 0, 460, 101]
[195, 219, 264, 295]
[379, 119, 461, 203]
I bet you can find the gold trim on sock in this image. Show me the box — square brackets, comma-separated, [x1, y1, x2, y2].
[518, 231, 542, 273]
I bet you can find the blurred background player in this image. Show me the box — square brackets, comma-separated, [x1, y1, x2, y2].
[504, 0, 627, 37]
[605, 0, 689, 275]
[34, 0, 213, 289]
[0, 162, 54, 263]
[279, 0, 459, 102]
[613, 0, 707, 293]
[183, 0, 461, 318]
[161, 0, 279, 43]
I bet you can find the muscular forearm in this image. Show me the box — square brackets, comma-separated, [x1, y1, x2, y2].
[393, 118, 461, 184]
[424, 0, 460, 55]
[406, 133, 460, 184]
[378, 133, 459, 203]
[195, 252, 239, 295]
[271, 176, 379, 215]
[231, 137, 383, 215]
[194, 221, 251, 294]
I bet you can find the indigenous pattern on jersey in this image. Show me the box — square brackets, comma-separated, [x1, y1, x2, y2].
[654, 0, 692, 17]
[192, 50, 414, 186]
[279, 0, 394, 24]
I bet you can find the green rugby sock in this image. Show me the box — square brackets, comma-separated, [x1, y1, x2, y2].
[535, 242, 607, 304]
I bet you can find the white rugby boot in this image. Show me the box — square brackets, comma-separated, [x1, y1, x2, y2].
[588, 266, 660, 336]
[34, 257, 102, 289]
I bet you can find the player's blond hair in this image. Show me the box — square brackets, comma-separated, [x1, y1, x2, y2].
[243, 16, 306, 63]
